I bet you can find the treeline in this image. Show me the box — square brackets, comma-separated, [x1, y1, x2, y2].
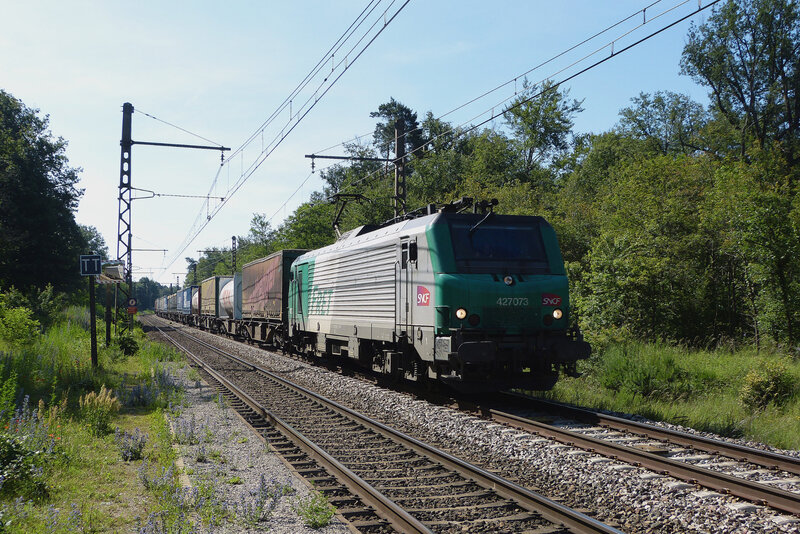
[0, 90, 121, 318]
[190, 0, 799, 350]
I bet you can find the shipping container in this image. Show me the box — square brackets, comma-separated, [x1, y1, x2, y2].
[178, 286, 195, 315]
[191, 287, 200, 315]
[167, 293, 178, 312]
[200, 276, 233, 317]
[242, 250, 307, 321]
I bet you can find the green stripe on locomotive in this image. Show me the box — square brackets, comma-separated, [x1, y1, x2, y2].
[288, 257, 316, 325]
[426, 214, 571, 336]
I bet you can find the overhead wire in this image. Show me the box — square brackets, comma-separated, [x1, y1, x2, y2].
[342, 0, 718, 194]
[308, 0, 667, 158]
[225, 0, 385, 163]
[157, 0, 411, 276]
[167, 0, 393, 268]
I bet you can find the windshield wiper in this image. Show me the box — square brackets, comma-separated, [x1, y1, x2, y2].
[469, 210, 494, 235]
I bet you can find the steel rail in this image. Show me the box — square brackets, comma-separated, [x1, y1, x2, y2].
[503, 393, 800, 476]
[151, 322, 432, 534]
[488, 408, 800, 516]
[161, 321, 623, 534]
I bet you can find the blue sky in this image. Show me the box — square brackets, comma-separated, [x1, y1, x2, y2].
[1, 1, 714, 284]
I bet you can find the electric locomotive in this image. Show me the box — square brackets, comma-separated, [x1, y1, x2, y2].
[287, 199, 590, 391]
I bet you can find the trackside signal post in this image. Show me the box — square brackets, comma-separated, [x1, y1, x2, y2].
[79, 255, 102, 366]
[116, 102, 229, 333]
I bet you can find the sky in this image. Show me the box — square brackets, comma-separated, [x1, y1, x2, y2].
[1, 1, 715, 285]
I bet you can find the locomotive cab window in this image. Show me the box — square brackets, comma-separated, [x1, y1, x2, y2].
[448, 219, 549, 274]
[401, 241, 417, 270]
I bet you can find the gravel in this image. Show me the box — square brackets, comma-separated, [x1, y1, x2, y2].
[171, 324, 800, 533]
[167, 362, 350, 534]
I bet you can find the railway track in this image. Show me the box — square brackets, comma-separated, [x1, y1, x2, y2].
[475, 393, 800, 516]
[144, 317, 621, 534]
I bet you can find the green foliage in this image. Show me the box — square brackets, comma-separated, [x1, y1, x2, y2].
[504, 78, 584, 171]
[370, 97, 424, 158]
[77, 225, 108, 259]
[293, 491, 335, 529]
[78, 386, 121, 436]
[0, 371, 18, 423]
[0, 286, 64, 330]
[116, 334, 139, 356]
[0, 91, 86, 293]
[681, 0, 800, 165]
[0, 307, 40, 346]
[740, 359, 796, 409]
[0, 432, 48, 498]
[598, 344, 691, 401]
[617, 91, 708, 156]
[133, 277, 169, 311]
[547, 342, 800, 448]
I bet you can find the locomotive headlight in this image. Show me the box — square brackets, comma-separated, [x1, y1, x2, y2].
[552, 308, 563, 320]
[455, 308, 468, 320]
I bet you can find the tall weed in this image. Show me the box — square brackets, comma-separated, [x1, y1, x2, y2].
[79, 386, 121, 436]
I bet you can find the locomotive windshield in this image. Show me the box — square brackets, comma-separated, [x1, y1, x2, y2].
[448, 219, 549, 274]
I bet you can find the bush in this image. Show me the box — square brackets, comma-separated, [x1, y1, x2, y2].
[0, 432, 47, 498]
[598, 344, 690, 400]
[0, 285, 63, 329]
[0, 396, 55, 499]
[740, 359, 796, 410]
[79, 385, 121, 436]
[116, 335, 139, 356]
[0, 307, 40, 346]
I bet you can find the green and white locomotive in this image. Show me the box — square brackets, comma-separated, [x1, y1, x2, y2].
[287, 202, 590, 391]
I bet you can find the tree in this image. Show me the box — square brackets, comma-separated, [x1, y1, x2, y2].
[0, 90, 85, 293]
[503, 79, 584, 174]
[618, 91, 709, 156]
[681, 0, 800, 168]
[272, 200, 337, 251]
[134, 277, 166, 310]
[580, 155, 716, 343]
[78, 225, 109, 259]
[370, 98, 424, 159]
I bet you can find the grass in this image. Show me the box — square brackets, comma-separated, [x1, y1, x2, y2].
[0, 306, 202, 532]
[293, 491, 335, 529]
[540, 341, 800, 449]
[0, 302, 319, 532]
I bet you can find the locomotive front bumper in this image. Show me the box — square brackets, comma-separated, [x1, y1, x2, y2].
[435, 333, 591, 391]
[436, 333, 591, 366]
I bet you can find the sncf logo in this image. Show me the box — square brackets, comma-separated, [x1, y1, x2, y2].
[416, 286, 431, 306]
[541, 293, 562, 306]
